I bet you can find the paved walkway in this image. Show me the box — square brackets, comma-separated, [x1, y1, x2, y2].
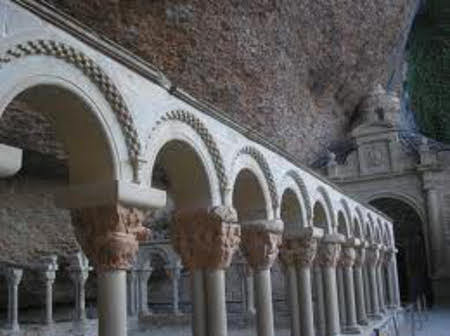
[413, 305, 450, 336]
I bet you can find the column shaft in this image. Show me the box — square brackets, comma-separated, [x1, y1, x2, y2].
[286, 265, 301, 336]
[191, 270, 207, 336]
[377, 266, 386, 313]
[98, 271, 127, 336]
[45, 275, 54, 325]
[245, 270, 256, 314]
[343, 266, 359, 332]
[254, 269, 275, 336]
[205, 270, 228, 336]
[354, 267, 368, 325]
[323, 266, 341, 336]
[363, 267, 372, 315]
[7, 279, 20, 331]
[336, 267, 347, 329]
[172, 268, 181, 314]
[297, 266, 315, 336]
[368, 267, 381, 318]
[314, 267, 327, 336]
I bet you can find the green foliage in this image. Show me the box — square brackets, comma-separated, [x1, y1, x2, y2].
[407, 0, 450, 142]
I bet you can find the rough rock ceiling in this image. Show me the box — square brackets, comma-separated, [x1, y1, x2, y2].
[37, 0, 419, 164]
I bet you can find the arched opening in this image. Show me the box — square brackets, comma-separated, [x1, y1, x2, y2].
[369, 197, 430, 304]
[0, 84, 117, 323]
[312, 201, 329, 232]
[337, 211, 348, 238]
[280, 188, 304, 234]
[354, 218, 362, 240]
[232, 169, 268, 222]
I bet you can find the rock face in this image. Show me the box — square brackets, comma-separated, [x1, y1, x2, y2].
[40, 0, 417, 163]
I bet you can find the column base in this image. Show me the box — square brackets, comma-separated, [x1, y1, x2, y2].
[357, 319, 368, 326]
[343, 325, 361, 334]
[368, 313, 383, 320]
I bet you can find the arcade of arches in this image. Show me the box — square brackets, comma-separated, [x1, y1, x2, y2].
[0, 2, 412, 336]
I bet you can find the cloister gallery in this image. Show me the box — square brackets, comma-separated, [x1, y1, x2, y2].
[0, 1, 405, 336]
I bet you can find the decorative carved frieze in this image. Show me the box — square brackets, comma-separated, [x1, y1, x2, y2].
[71, 204, 150, 272]
[172, 206, 241, 270]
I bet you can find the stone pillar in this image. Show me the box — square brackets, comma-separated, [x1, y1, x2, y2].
[241, 219, 283, 336]
[127, 270, 138, 316]
[336, 266, 347, 329]
[392, 251, 401, 307]
[377, 247, 386, 313]
[71, 204, 151, 336]
[314, 263, 327, 336]
[280, 242, 301, 336]
[424, 186, 442, 274]
[239, 263, 256, 315]
[366, 244, 382, 319]
[340, 243, 360, 333]
[166, 263, 182, 314]
[5, 267, 23, 331]
[172, 206, 241, 336]
[38, 255, 58, 326]
[68, 252, 91, 321]
[316, 235, 343, 336]
[137, 267, 153, 315]
[362, 266, 372, 317]
[295, 228, 321, 336]
[353, 243, 368, 325]
[384, 248, 399, 309]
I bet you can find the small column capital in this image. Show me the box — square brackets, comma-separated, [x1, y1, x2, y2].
[280, 233, 318, 268]
[172, 206, 241, 270]
[241, 219, 283, 271]
[71, 204, 151, 272]
[339, 246, 356, 268]
[365, 244, 380, 266]
[354, 244, 367, 268]
[68, 252, 91, 283]
[5, 267, 23, 286]
[315, 234, 344, 268]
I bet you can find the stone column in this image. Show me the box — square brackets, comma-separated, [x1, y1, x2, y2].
[336, 266, 347, 329]
[38, 255, 58, 326]
[137, 267, 153, 315]
[384, 248, 399, 309]
[172, 206, 241, 336]
[71, 204, 151, 336]
[353, 243, 368, 325]
[314, 263, 327, 336]
[241, 219, 283, 336]
[68, 252, 91, 321]
[377, 247, 386, 314]
[424, 186, 442, 274]
[392, 250, 401, 307]
[294, 227, 321, 336]
[366, 244, 382, 319]
[340, 243, 360, 333]
[127, 270, 138, 316]
[362, 266, 372, 317]
[316, 235, 343, 336]
[280, 242, 301, 336]
[239, 263, 256, 316]
[5, 267, 23, 331]
[166, 263, 182, 314]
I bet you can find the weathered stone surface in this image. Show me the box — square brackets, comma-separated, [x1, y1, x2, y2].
[33, 0, 417, 163]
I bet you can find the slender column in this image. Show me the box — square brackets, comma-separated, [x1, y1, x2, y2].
[38, 255, 58, 326]
[295, 228, 321, 336]
[362, 267, 371, 316]
[172, 206, 241, 336]
[127, 270, 138, 316]
[241, 219, 283, 336]
[314, 264, 327, 336]
[280, 243, 301, 336]
[68, 252, 91, 321]
[340, 244, 360, 333]
[137, 268, 153, 314]
[376, 247, 386, 314]
[70, 203, 151, 336]
[167, 264, 181, 314]
[392, 251, 401, 307]
[240, 263, 256, 315]
[5, 267, 23, 331]
[336, 266, 347, 329]
[316, 235, 343, 336]
[366, 245, 382, 319]
[384, 248, 398, 309]
[353, 243, 368, 325]
[425, 187, 442, 274]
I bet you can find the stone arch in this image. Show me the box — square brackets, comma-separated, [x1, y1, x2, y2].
[355, 207, 366, 239]
[367, 214, 375, 243]
[278, 175, 307, 235]
[0, 39, 140, 181]
[312, 199, 333, 234]
[338, 198, 352, 236]
[146, 116, 222, 206]
[353, 216, 363, 239]
[229, 147, 276, 220]
[337, 210, 350, 238]
[314, 186, 335, 231]
[147, 110, 227, 201]
[281, 170, 312, 222]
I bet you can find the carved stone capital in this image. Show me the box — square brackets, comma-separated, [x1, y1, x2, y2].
[280, 235, 318, 268]
[71, 204, 150, 272]
[241, 223, 282, 271]
[354, 246, 366, 268]
[316, 242, 341, 268]
[172, 206, 241, 270]
[365, 245, 380, 267]
[383, 249, 394, 267]
[339, 246, 356, 268]
[5, 267, 23, 287]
